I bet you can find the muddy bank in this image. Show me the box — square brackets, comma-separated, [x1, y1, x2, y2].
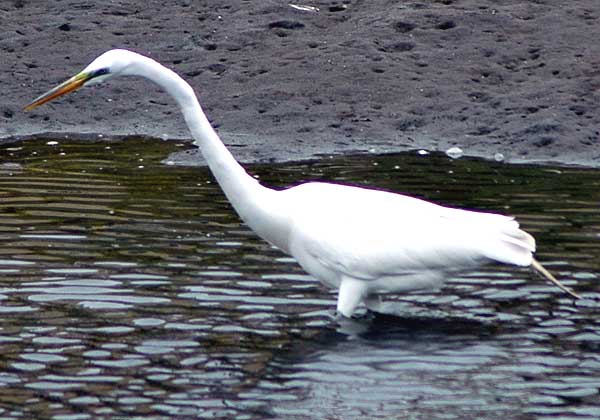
[2, 1, 600, 166]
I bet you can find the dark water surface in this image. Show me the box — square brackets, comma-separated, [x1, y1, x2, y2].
[0, 139, 599, 419]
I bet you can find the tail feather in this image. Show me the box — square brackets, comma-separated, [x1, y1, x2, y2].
[482, 220, 580, 299]
[503, 228, 536, 252]
[482, 226, 536, 267]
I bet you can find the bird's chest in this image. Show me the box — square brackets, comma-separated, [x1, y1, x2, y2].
[287, 230, 342, 290]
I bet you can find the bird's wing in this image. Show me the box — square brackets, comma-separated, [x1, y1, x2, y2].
[285, 183, 535, 281]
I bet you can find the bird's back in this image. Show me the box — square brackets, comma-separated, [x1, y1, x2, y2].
[282, 182, 535, 283]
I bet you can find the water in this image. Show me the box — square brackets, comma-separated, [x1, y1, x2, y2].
[0, 138, 599, 419]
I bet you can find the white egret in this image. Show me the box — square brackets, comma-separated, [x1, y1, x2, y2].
[25, 49, 580, 317]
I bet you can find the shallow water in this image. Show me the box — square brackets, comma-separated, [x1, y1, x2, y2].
[0, 138, 599, 419]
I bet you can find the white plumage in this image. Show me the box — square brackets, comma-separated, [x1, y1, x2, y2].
[25, 49, 579, 317]
[281, 182, 536, 315]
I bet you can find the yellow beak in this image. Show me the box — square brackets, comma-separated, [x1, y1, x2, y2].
[24, 72, 91, 111]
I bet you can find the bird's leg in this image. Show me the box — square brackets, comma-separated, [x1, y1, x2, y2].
[336, 276, 369, 318]
[531, 259, 581, 299]
[365, 294, 383, 314]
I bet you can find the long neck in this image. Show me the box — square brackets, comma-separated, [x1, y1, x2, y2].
[131, 56, 290, 251]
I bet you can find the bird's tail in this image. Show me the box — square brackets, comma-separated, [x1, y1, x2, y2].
[531, 258, 581, 299]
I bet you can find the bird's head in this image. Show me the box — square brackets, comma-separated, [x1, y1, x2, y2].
[24, 49, 139, 111]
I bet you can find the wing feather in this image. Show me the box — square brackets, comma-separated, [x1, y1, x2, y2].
[285, 182, 535, 280]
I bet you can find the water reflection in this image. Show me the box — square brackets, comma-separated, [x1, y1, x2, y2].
[0, 138, 598, 419]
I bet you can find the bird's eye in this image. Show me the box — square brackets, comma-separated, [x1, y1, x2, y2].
[91, 68, 110, 78]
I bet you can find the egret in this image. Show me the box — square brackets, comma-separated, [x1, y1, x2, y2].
[25, 49, 580, 317]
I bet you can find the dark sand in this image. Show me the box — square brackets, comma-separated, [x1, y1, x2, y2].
[2, 1, 600, 166]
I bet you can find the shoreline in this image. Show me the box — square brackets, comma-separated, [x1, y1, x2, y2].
[4, 130, 598, 169]
[3, 2, 600, 168]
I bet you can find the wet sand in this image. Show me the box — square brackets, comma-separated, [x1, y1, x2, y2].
[2, 1, 600, 166]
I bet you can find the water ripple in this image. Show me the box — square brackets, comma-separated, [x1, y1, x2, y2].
[0, 139, 598, 419]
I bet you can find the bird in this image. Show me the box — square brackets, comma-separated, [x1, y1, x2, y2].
[24, 49, 580, 317]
